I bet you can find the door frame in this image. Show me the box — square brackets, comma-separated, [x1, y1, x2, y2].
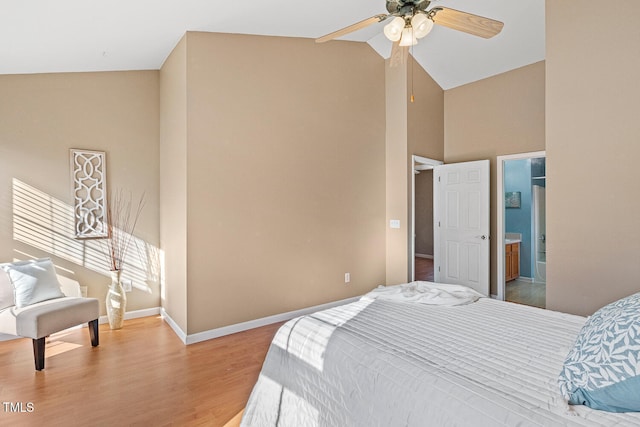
[496, 150, 546, 301]
[410, 155, 443, 281]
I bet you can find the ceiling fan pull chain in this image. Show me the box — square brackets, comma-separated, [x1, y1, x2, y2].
[410, 39, 415, 103]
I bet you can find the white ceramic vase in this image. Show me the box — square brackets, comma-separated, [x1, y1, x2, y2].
[106, 270, 127, 330]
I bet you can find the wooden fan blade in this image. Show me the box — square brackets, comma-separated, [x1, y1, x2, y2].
[431, 7, 504, 39]
[316, 14, 389, 43]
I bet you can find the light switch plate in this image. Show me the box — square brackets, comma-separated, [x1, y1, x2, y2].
[390, 219, 401, 229]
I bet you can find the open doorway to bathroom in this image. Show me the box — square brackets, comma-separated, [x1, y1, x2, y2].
[497, 151, 546, 308]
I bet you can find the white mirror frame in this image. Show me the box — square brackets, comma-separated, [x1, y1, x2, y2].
[70, 149, 108, 239]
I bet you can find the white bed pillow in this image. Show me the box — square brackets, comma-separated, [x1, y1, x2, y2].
[558, 292, 640, 412]
[0, 269, 14, 310]
[0, 258, 65, 308]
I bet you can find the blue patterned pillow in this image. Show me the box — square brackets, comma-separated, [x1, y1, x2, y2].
[558, 292, 640, 412]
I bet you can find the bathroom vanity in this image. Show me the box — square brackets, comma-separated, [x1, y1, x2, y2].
[505, 240, 520, 281]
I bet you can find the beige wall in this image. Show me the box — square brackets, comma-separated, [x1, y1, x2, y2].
[444, 61, 545, 295]
[159, 36, 188, 331]
[546, 1, 640, 315]
[167, 32, 387, 334]
[0, 71, 160, 314]
[386, 54, 444, 285]
[385, 57, 409, 285]
[407, 55, 445, 162]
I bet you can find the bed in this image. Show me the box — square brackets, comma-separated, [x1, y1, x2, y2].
[241, 282, 640, 426]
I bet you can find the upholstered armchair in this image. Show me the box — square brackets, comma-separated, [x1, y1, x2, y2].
[0, 258, 100, 370]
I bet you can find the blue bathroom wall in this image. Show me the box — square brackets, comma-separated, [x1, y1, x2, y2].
[505, 159, 532, 278]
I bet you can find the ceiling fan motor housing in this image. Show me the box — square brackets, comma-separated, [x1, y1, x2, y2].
[386, 0, 431, 14]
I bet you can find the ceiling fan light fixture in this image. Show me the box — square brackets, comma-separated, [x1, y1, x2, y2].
[383, 16, 405, 42]
[411, 13, 434, 39]
[399, 27, 417, 46]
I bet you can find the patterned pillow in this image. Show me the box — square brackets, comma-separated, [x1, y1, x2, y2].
[558, 292, 640, 412]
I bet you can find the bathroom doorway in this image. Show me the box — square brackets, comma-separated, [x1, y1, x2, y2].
[497, 151, 546, 308]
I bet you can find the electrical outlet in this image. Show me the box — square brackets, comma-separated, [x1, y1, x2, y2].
[122, 279, 132, 293]
[344, 273, 350, 283]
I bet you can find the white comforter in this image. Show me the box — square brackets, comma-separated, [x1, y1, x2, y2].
[363, 281, 483, 306]
[242, 288, 640, 426]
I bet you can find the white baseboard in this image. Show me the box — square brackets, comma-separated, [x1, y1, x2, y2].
[99, 307, 161, 325]
[415, 253, 434, 259]
[0, 333, 18, 341]
[162, 296, 361, 345]
[514, 276, 534, 283]
[160, 308, 187, 343]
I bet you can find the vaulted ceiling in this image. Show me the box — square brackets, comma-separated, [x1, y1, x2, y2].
[0, 0, 544, 90]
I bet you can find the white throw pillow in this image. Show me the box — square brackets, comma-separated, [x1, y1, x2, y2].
[0, 269, 14, 310]
[0, 258, 65, 308]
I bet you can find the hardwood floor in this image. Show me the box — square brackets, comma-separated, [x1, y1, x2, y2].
[0, 317, 282, 426]
[414, 257, 434, 281]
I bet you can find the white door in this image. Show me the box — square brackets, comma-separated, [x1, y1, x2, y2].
[434, 160, 490, 296]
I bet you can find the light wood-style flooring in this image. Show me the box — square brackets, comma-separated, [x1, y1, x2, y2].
[414, 257, 434, 282]
[0, 316, 282, 427]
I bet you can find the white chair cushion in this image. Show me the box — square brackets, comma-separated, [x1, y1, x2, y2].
[0, 297, 99, 339]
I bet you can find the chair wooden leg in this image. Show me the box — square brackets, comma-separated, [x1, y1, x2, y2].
[88, 319, 99, 347]
[33, 337, 45, 371]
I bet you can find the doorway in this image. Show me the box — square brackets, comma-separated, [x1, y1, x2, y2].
[497, 151, 546, 308]
[410, 155, 442, 281]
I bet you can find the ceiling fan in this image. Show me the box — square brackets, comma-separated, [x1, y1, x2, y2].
[316, 0, 504, 46]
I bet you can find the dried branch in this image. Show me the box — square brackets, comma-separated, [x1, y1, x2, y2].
[101, 190, 145, 272]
